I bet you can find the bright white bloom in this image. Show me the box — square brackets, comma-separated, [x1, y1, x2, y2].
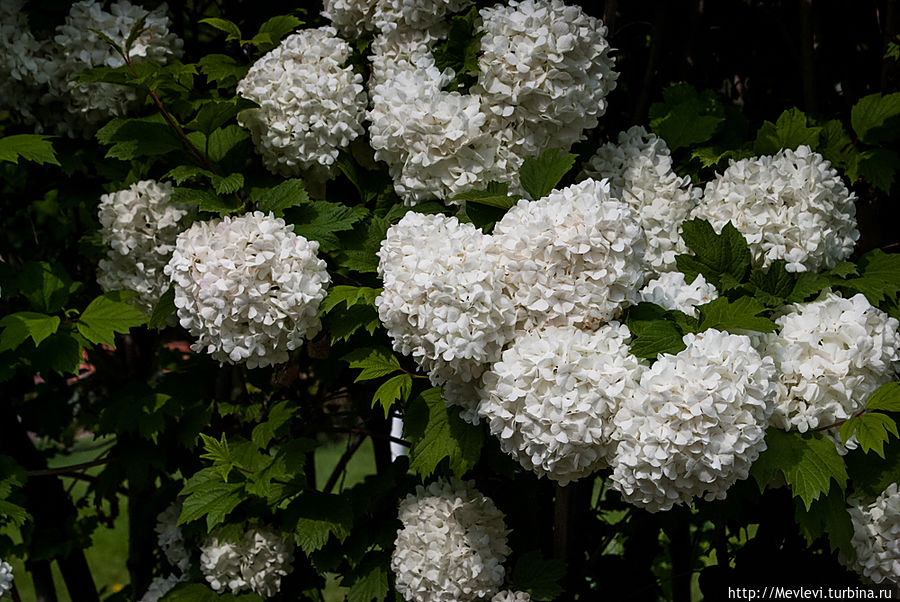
[492, 592, 531, 602]
[154, 500, 190, 573]
[139, 574, 186, 602]
[638, 272, 718, 317]
[479, 323, 645, 485]
[843, 483, 900, 586]
[48, 0, 183, 137]
[237, 27, 367, 179]
[610, 329, 776, 512]
[97, 180, 191, 315]
[376, 212, 515, 417]
[492, 179, 646, 330]
[392, 478, 510, 602]
[0, 560, 12, 598]
[475, 0, 617, 162]
[373, 0, 473, 33]
[581, 126, 701, 274]
[763, 292, 900, 432]
[692, 145, 858, 272]
[199, 527, 294, 597]
[322, 0, 376, 37]
[164, 211, 331, 368]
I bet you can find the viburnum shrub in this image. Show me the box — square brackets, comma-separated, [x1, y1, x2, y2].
[2, 1, 900, 601]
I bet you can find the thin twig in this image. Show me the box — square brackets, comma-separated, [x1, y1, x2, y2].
[27, 454, 111, 477]
[323, 435, 367, 493]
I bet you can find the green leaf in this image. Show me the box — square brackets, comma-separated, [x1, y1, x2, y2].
[324, 303, 381, 344]
[691, 145, 755, 169]
[199, 433, 245, 481]
[846, 437, 900, 498]
[512, 550, 567, 601]
[343, 347, 402, 382]
[255, 15, 303, 52]
[345, 552, 390, 602]
[519, 148, 578, 200]
[836, 249, 900, 304]
[179, 467, 245, 531]
[676, 219, 752, 288]
[200, 17, 242, 41]
[750, 429, 848, 510]
[162, 583, 262, 601]
[865, 382, 900, 412]
[753, 108, 822, 154]
[405, 387, 483, 479]
[123, 11, 150, 57]
[0, 134, 60, 166]
[289, 200, 363, 253]
[198, 54, 249, 88]
[33, 332, 83, 375]
[431, 6, 484, 92]
[251, 401, 296, 449]
[819, 119, 856, 168]
[16, 261, 71, 313]
[786, 272, 830, 303]
[372, 374, 412, 419]
[793, 484, 853, 556]
[210, 172, 244, 195]
[746, 260, 795, 306]
[287, 491, 353, 554]
[649, 83, 726, 150]
[206, 125, 250, 163]
[187, 99, 256, 135]
[696, 297, 777, 334]
[171, 186, 243, 214]
[850, 148, 900, 193]
[96, 115, 183, 160]
[0, 312, 60, 351]
[163, 165, 211, 185]
[76, 292, 148, 346]
[148, 285, 176, 330]
[321, 286, 381, 313]
[851, 92, 900, 144]
[840, 413, 898, 458]
[626, 317, 686, 359]
[452, 181, 518, 209]
[253, 179, 310, 216]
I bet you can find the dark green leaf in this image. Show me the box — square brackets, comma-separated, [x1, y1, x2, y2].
[0, 134, 60, 166]
[753, 108, 822, 154]
[287, 491, 353, 554]
[851, 92, 900, 144]
[793, 484, 853, 556]
[405, 387, 483, 479]
[786, 273, 831, 303]
[255, 15, 303, 52]
[519, 148, 578, 200]
[836, 249, 900, 304]
[210, 172, 244, 195]
[344, 552, 390, 602]
[16, 261, 71, 313]
[251, 401, 296, 449]
[0, 312, 60, 351]
[187, 99, 257, 135]
[123, 11, 150, 57]
[324, 303, 381, 343]
[850, 148, 900, 193]
[649, 83, 726, 150]
[453, 181, 518, 209]
[96, 115, 183, 160]
[198, 54, 249, 88]
[696, 297, 777, 334]
[179, 467, 245, 531]
[690, 145, 755, 169]
[321, 286, 381, 314]
[33, 332, 83, 375]
[343, 347, 402, 382]
[846, 437, 900, 497]
[76, 293, 148, 346]
[676, 219, 752, 288]
[431, 6, 484, 92]
[512, 550, 567, 601]
[200, 17, 242, 41]
[253, 179, 310, 216]
[372, 374, 412, 419]
[163, 165, 212, 185]
[818, 119, 856, 168]
[148, 285, 176, 330]
[171, 186, 243, 214]
[162, 582, 262, 601]
[865, 382, 900, 412]
[289, 200, 362, 253]
[746, 260, 795, 306]
[840, 413, 898, 458]
[207, 125, 250, 163]
[626, 318, 686, 359]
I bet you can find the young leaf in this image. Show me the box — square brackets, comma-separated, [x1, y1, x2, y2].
[198, 54, 249, 88]
[199, 433, 245, 481]
[512, 550, 567, 601]
[519, 148, 577, 200]
[342, 347, 403, 382]
[405, 387, 483, 479]
[0, 312, 61, 351]
[753, 108, 822, 154]
[648, 83, 726, 150]
[179, 467, 245, 531]
[851, 92, 900, 144]
[676, 219, 752, 288]
[0, 134, 60, 166]
[695, 297, 777, 334]
[839, 413, 898, 458]
[865, 382, 900, 412]
[253, 179, 310, 215]
[372, 374, 412, 418]
[123, 11, 150, 57]
[321, 286, 381, 314]
[200, 17, 242, 41]
[285, 491, 353, 554]
[77, 292, 149, 346]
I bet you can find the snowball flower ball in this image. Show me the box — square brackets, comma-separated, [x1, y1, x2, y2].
[692, 145, 858, 272]
[492, 592, 531, 602]
[844, 483, 900, 585]
[97, 180, 191, 315]
[0, 560, 12, 598]
[48, 0, 183, 136]
[237, 27, 367, 178]
[376, 211, 515, 413]
[154, 500, 190, 573]
[0, 0, 53, 127]
[139, 574, 185, 602]
[478, 323, 645, 485]
[610, 329, 776, 512]
[581, 126, 701, 274]
[165, 211, 330, 368]
[475, 0, 618, 159]
[199, 527, 294, 597]
[638, 272, 718, 318]
[492, 179, 646, 330]
[392, 478, 510, 602]
[764, 292, 900, 433]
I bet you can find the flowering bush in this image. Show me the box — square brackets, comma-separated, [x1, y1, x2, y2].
[1, 1, 900, 601]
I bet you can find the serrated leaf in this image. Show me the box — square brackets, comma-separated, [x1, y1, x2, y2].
[677, 219, 752, 288]
[837, 249, 900, 304]
[649, 83, 726, 150]
[321, 286, 381, 313]
[0, 312, 60, 351]
[846, 437, 900, 497]
[148, 285, 176, 330]
[163, 165, 212, 185]
[865, 382, 900, 412]
[453, 181, 518, 209]
[200, 17, 242, 41]
[96, 115, 183, 160]
[626, 318, 686, 359]
[124, 12, 150, 57]
[343, 347, 402, 382]
[33, 332, 83, 375]
[171, 186, 243, 214]
[519, 148, 578, 200]
[253, 179, 310, 215]
[324, 304, 381, 343]
[76, 292, 148, 346]
[746, 260, 795, 306]
[793, 484, 853, 556]
[691, 145, 755, 169]
[207, 125, 250, 163]
[211, 172, 244, 195]
[198, 54, 249, 88]
[750, 429, 848, 510]
[289, 200, 362, 253]
[251, 401, 296, 449]
[255, 15, 303, 52]
[187, 98, 257, 135]
[372, 374, 412, 419]
[0, 500, 30, 527]
[287, 491, 353, 554]
[840, 413, 898, 458]
[405, 387, 483, 479]
[0, 134, 60, 166]
[696, 296, 777, 334]
[786, 272, 830, 303]
[162, 583, 263, 601]
[16, 261, 71, 313]
[345, 552, 390, 602]
[753, 108, 822, 154]
[852, 148, 900, 193]
[512, 550, 567, 601]
[851, 92, 900, 144]
[819, 119, 856, 168]
[179, 468, 245, 531]
[432, 6, 483, 92]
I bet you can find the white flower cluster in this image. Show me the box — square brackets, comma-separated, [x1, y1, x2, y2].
[763, 292, 900, 433]
[165, 211, 330, 368]
[392, 478, 510, 602]
[0, 560, 12, 598]
[479, 323, 644, 485]
[96, 180, 191, 315]
[154, 500, 191, 574]
[0, 0, 52, 126]
[844, 483, 900, 586]
[46, 0, 183, 137]
[323, 0, 472, 37]
[237, 27, 367, 179]
[199, 527, 294, 597]
[692, 145, 858, 272]
[638, 272, 718, 317]
[611, 330, 776, 512]
[493, 179, 646, 330]
[139, 574, 186, 602]
[581, 126, 700, 274]
[361, 0, 616, 204]
[492, 592, 531, 602]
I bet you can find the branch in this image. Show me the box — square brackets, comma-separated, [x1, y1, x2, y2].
[27, 455, 110, 477]
[323, 434, 366, 493]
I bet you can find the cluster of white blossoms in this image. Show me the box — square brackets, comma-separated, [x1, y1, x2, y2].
[164, 211, 330, 369]
[611, 330, 776, 512]
[199, 527, 294, 597]
[154, 500, 191, 574]
[763, 292, 900, 433]
[96, 180, 191, 315]
[139, 574, 186, 602]
[392, 478, 510, 602]
[0, 0, 52, 126]
[0, 560, 12, 598]
[581, 126, 701, 275]
[843, 483, 900, 586]
[638, 272, 718, 317]
[323, 0, 472, 37]
[237, 27, 367, 179]
[478, 323, 644, 485]
[692, 145, 858, 273]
